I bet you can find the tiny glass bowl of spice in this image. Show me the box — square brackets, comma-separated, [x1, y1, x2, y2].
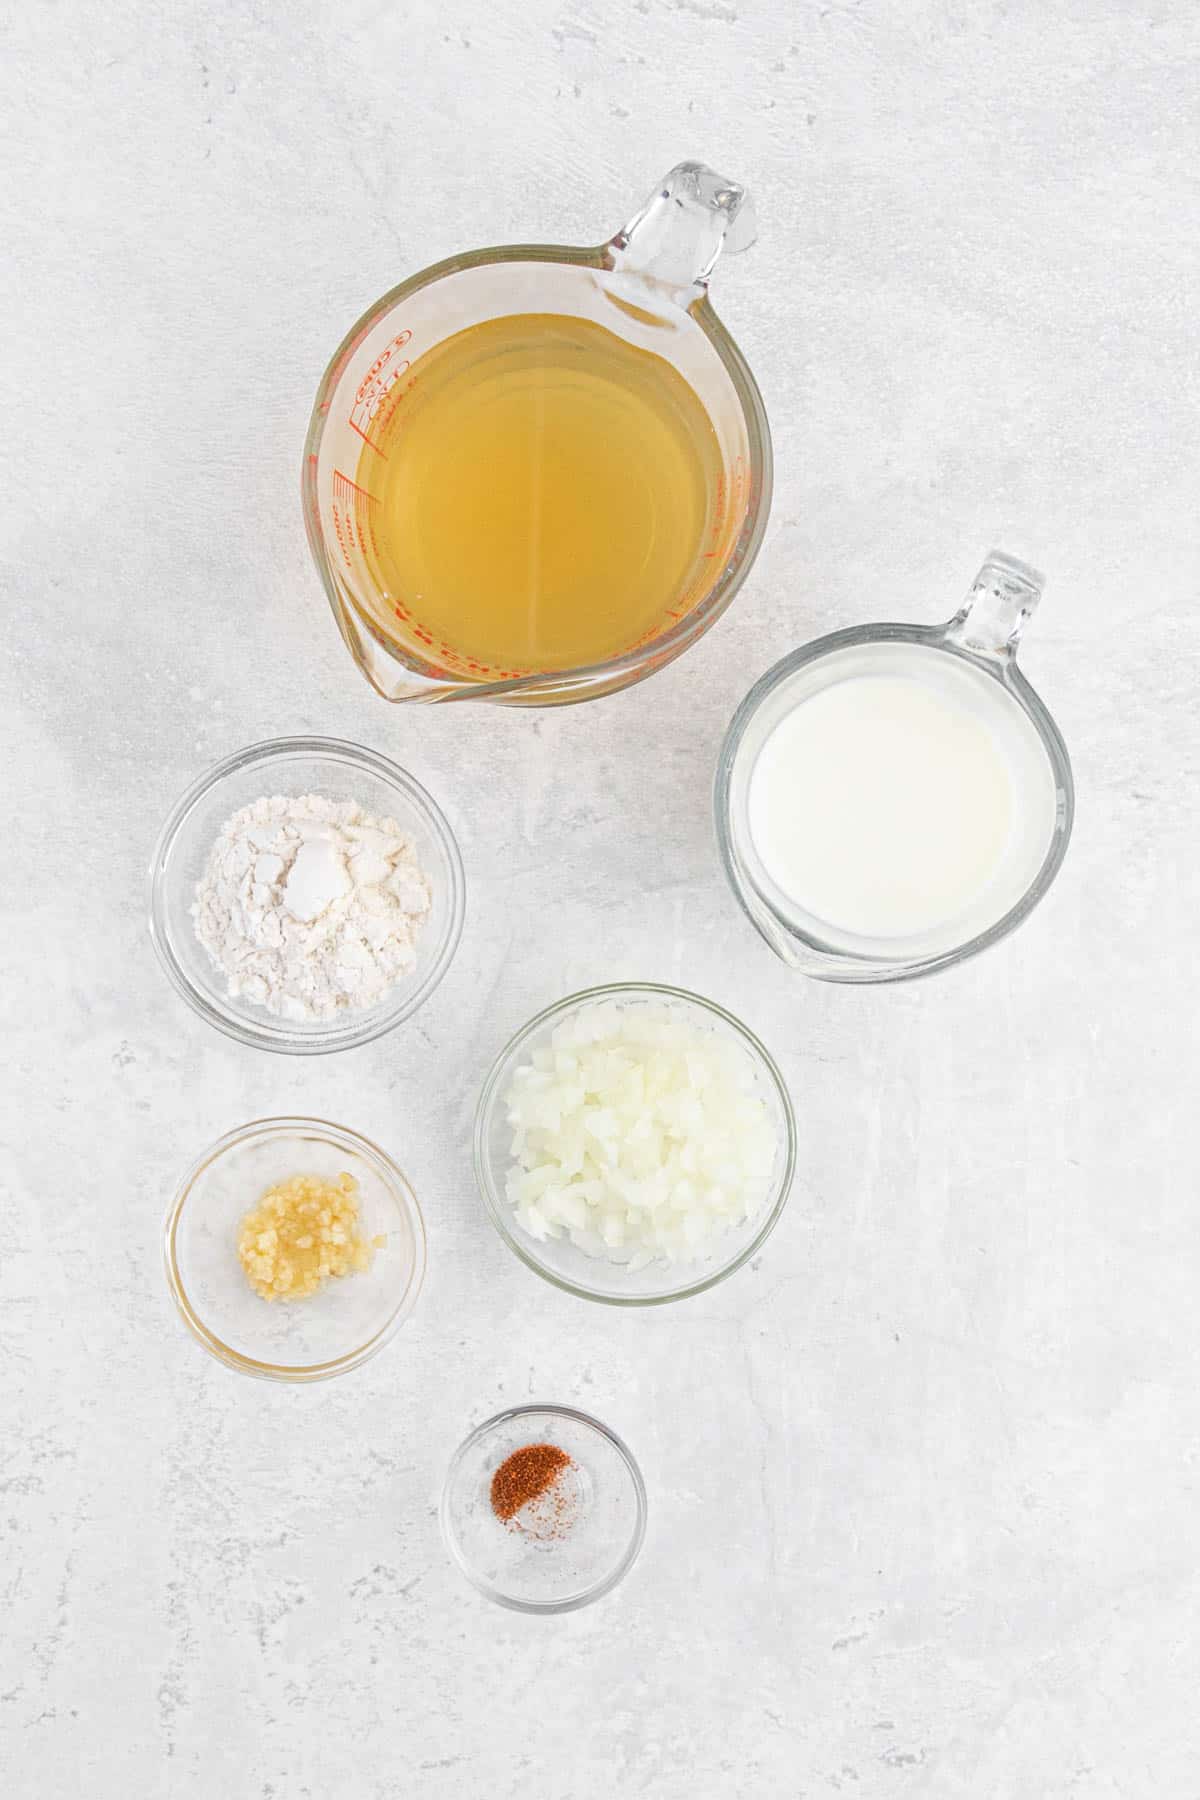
[474, 983, 797, 1305]
[163, 1117, 426, 1381]
[148, 736, 465, 1054]
[440, 1405, 647, 1612]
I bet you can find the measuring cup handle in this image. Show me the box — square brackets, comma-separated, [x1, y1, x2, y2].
[608, 162, 756, 302]
[943, 550, 1045, 661]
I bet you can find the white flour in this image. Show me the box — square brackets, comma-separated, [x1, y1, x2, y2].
[192, 794, 432, 1021]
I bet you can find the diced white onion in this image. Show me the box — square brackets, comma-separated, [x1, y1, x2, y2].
[503, 1001, 779, 1269]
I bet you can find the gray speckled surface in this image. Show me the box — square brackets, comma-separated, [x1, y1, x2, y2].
[2, 3, 1198, 1794]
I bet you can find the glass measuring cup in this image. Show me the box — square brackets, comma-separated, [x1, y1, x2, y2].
[303, 163, 771, 705]
[714, 553, 1075, 982]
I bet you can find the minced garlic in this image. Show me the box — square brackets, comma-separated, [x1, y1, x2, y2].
[237, 1171, 382, 1301]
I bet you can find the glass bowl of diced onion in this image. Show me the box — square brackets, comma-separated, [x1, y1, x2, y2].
[473, 983, 796, 1305]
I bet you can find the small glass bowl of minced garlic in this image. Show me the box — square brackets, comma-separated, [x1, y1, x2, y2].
[164, 1118, 425, 1381]
[237, 1170, 382, 1301]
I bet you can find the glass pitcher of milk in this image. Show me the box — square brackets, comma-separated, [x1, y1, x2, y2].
[714, 552, 1074, 982]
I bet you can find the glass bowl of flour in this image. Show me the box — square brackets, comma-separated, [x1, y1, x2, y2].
[149, 737, 465, 1052]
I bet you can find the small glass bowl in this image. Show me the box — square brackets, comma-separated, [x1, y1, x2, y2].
[440, 1404, 647, 1612]
[148, 736, 465, 1054]
[163, 1117, 426, 1381]
[474, 982, 796, 1306]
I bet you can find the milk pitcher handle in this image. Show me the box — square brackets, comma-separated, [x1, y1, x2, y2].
[607, 161, 756, 305]
[943, 550, 1045, 662]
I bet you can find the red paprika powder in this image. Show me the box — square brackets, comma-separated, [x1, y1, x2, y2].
[490, 1442, 571, 1524]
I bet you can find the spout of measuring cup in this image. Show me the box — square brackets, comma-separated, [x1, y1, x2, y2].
[606, 162, 756, 307]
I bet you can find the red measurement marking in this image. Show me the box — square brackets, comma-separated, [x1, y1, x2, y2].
[333, 470, 378, 502]
[355, 331, 412, 404]
[348, 417, 386, 459]
[370, 374, 413, 438]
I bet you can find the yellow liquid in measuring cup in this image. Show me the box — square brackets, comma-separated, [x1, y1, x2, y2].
[355, 313, 728, 675]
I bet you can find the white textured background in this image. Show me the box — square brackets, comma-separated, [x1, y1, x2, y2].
[2, 3, 1198, 1795]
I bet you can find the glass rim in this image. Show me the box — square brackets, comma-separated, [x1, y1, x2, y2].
[439, 1401, 648, 1613]
[162, 1115, 427, 1383]
[147, 734, 466, 1053]
[714, 620, 1076, 984]
[472, 980, 797, 1306]
[302, 242, 774, 705]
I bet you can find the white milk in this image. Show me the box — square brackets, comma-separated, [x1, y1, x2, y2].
[746, 655, 1050, 943]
